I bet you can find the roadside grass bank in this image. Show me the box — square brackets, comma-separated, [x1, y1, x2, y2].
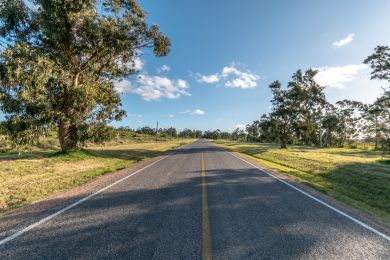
[0, 138, 195, 212]
[213, 140, 390, 222]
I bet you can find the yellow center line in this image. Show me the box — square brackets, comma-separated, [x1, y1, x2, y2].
[201, 152, 212, 260]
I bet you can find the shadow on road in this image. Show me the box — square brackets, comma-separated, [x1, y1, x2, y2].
[1, 142, 388, 259]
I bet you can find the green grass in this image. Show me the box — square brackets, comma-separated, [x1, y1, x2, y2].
[214, 140, 390, 222]
[0, 138, 195, 212]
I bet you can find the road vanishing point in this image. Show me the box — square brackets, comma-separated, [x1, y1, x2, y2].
[0, 141, 389, 259]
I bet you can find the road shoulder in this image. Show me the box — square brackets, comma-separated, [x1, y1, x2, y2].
[212, 142, 390, 237]
[0, 143, 192, 241]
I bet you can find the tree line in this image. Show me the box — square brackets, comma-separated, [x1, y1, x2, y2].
[243, 46, 390, 149]
[117, 126, 203, 138]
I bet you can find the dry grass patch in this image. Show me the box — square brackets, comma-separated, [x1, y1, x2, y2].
[0, 139, 194, 211]
[214, 140, 390, 222]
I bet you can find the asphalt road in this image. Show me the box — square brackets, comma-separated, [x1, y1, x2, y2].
[1, 140, 389, 259]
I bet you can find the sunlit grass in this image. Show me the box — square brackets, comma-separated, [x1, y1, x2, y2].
[214, 140, 390, 221]
[0, 139, 194, 211]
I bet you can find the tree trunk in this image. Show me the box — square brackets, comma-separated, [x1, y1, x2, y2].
[58, 121, 78, 152]
[280, 140, 287, 149]
[374, 116, 379, 150]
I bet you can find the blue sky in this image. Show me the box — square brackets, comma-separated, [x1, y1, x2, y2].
[115, 0, 390, 131]
[2, 1, 390, 131]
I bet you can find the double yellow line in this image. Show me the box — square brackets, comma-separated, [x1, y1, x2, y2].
[201, 153, 212, 260]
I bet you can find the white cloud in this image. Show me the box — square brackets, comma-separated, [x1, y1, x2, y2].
[324, 67, 384, 104]
[157, 64, 171, 73]
[332, 33, 354, 47]
[198, 74, 220, 83]
[114, 80, 132, 94]
[133, 58, 144, 71]
[179, 110, 191, 114]
[115, 57, 144, 71]
[179, 109, 205, 115]
[222, 65, 260, 89]
[196, 64, 260, 89]
[314, 64, 368, 88]
[168, 114, 175, 118]
[191, 109, 205, 116]
[235, 124, 246, 130]
[115, 75, 190, 101]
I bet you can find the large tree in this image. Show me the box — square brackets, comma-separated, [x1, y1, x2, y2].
[363, 46, 390, 149]
[0, 0, 170, 151]
[269, 80, 296, 148]
[288, 69, 327, 145]
[257, 114, 279, 142]
[364, 46, 390, 84]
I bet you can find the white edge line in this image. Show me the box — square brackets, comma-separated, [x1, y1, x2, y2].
[228, 151, 390, 242]
[0, 154, 170, 246]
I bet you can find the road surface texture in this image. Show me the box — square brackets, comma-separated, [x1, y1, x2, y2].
[0, 140, 389, 259]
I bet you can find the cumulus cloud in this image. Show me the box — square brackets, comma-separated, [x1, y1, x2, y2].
[235, 124, 246, 130]
[168, 114, 175, 118]
[179, 109, 205, 115]
[191, 109, 205, 116]
[222, 65, 260, 89]
[198, 74, 220, 83]
[196, 64, 260, 89]
[314, 64, 368, 88]
[157, 64, 171, 73]
[133, 58, 144, 71]
[114, 80, 132, 94]
[115, 75, 190, 101]
[332, 33, 354, 47]
[115, 57, 144, 71]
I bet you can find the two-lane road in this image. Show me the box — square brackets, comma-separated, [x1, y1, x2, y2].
[1, 141, 389, 259]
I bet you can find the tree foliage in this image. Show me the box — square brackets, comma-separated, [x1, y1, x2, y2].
[265, 70, 327, 148]
[238, 46, 390, 149]
[0, 0, 170, 151]
[364, 46, 390, 83]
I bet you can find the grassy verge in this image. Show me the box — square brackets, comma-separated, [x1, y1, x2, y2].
[0, 139, 194, 212]
[213, 140, 390, 222]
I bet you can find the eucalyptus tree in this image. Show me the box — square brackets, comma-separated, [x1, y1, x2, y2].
[257, 114, 278, 142]
[178, 128, 194, 138]
[136, 126, 156, 135]
[0, 0, 170, 151]
[165, 127, 178, 137]
[194, 130, 203, 138]
[288, 69, 327, 145]
[333, 100, 363, 146]
[231, 128, 240, 141]
[364, 46, 390, 85]
[363, 46, 390, 149]
[246, 120, 260, 141]
[320, 109, 339, 147]
[362, 93, 390, 150]
[220, 131, 231, 140]
[269, 80, 296, 148]
[362, 102, 383, 149]
[376, 92, 390, 148]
